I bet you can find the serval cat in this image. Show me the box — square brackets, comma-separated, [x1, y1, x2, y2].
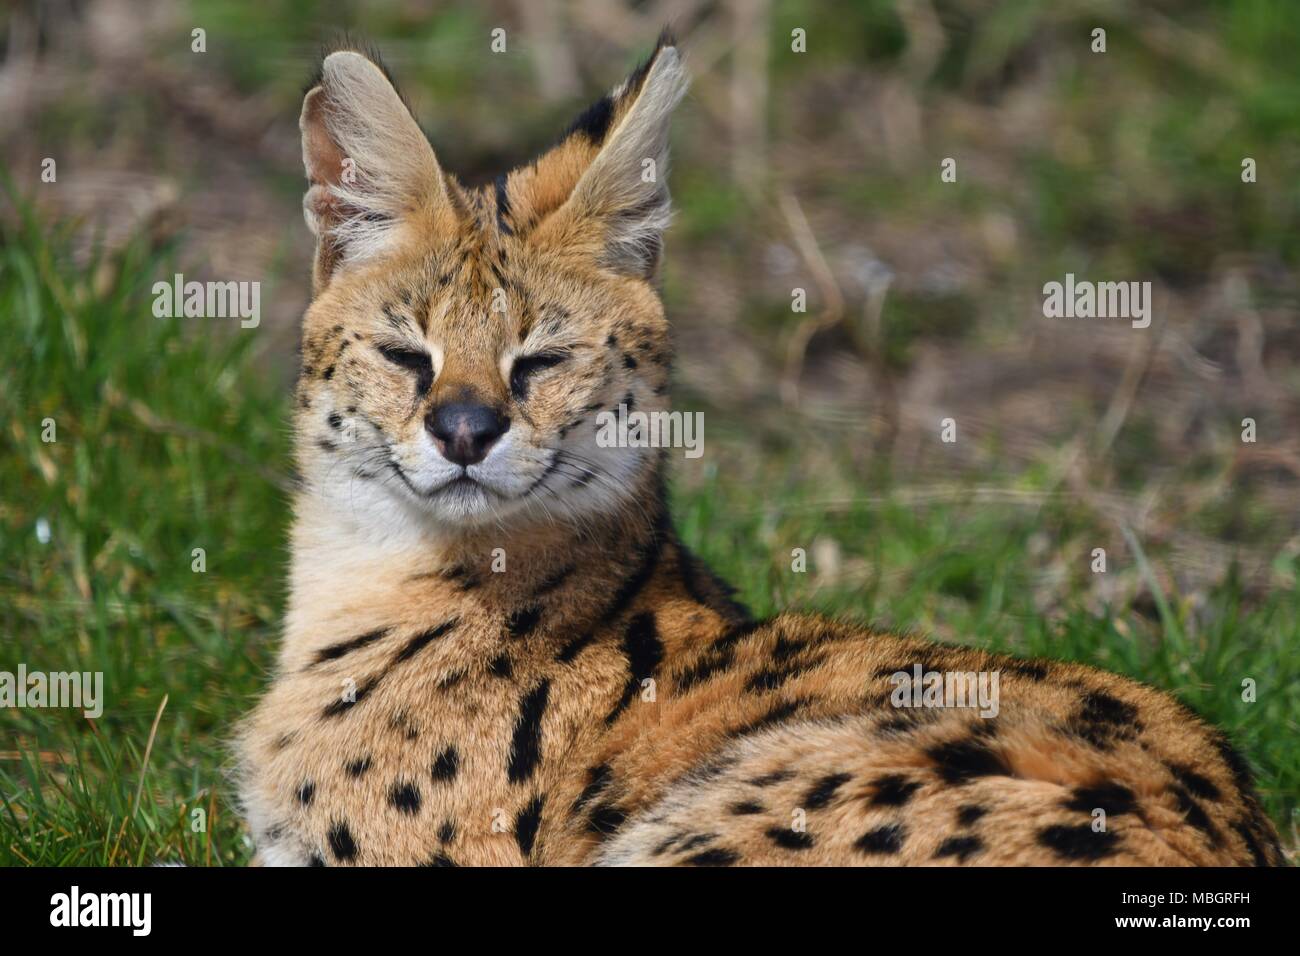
[237, 35, 1284, 867]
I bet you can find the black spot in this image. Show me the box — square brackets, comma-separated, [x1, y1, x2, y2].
[677, 832, 717, 853]
[322, 673, 382, 718]
[744, 656, 822, 693]
[873, 661, 940, 679]
[731, 697, 808, 738]
[488, 653, 513, 678]
[296, 781, 315, 806]
[684, 847, 740, 866]
[1063, 782, 1138, 816]
[926, 738, 1007, 784]
[869, 774, 922, 807]
[771, 635, 807, 662]
[1213, 734, 1256, 790]
[514, 795, 545, 859]
[317, 439, 338, 453]
[1172, 785, 1220, 844]
[674, 646, 736, 692]
[345, 756, 372, 778]
[1073, 691, 1142, 750]
[692, 755, 740, 785]
[494, 174, 514, 236]
[1169, 763, 1221, 801]
[766, 826, 814, 850]
[855, 824, 906, 855]
[436, 565, 482, 592]
[327, 821, 358, 862]
[421, 852, 458, 867]
[508, 680, 551, 783]
[532, 564, 575, 597]
[308, 853, 326, 867]
[438, 820, 456, 843]
[506, 605, 543, 638]
[1231, 819, 1271, 867]
[1003, 660, 1050, 681]
[557, 632, 594, 664]
[594, 514, 667, 629]
[675, 546, 753, 628]
[437, 668, 466, 691]
[1080, 690, 1138, 724]
[956, 804, 989, 827]
[431, 746, 460, 783]
[327, 412, 343, 429]
[934, 835, 983, 863]
[876, 716, 922, 735]
[1037, 823, 1119, 860]
[652, 832, 684, 856]
[604, 612, 664, 724]
[573, 764, 612, 813]
[394, 619, 458, 663]
[803, 772, 852, 810]
[730, 801, 765, 816]
[587, 802, 627, 836]
[622, 353, 638, 370]
[388, 781, 422, 815]
[747, 769, 794, 788]
[323, 364, 335, 380]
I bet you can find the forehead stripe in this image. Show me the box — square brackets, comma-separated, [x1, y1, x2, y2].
[494, 174, 514, 236]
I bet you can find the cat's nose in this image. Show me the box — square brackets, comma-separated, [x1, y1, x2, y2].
[426, 402, 510, 467]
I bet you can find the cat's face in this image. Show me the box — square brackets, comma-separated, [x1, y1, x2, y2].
[294, 39, 685, 530]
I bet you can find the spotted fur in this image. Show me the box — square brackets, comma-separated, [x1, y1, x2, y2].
[236, 36, 1285, 867]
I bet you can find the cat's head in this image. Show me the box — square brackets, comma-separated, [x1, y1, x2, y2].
[293, 36, 686, 533]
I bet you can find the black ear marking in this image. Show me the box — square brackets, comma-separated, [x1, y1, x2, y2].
[565, 95, 616, 145]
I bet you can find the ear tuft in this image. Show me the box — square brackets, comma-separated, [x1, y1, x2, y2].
[558, 39, 688, 278]
[300, 49, 445, 290]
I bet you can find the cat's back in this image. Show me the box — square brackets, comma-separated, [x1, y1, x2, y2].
[562, 614, 1285, 866]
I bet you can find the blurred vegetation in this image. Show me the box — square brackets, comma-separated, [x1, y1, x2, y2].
[1, 0, 1297, 863]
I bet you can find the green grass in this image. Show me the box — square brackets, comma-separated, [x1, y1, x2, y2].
[0, 193, 1295, 865]
[0, 196, 289, 865]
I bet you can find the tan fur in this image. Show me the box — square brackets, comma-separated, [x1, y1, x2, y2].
[237, 40, 1285, 867]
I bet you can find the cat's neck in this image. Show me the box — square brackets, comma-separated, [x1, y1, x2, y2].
[283, 465, 667, 649]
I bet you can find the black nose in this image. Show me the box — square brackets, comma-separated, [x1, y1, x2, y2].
[426, 402, 510, 467]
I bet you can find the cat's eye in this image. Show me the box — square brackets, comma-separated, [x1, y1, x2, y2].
[377, 344, 434, 391]
[510, 351, 570, 400]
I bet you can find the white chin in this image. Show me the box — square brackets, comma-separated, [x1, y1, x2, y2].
[422, 479, 498, 523]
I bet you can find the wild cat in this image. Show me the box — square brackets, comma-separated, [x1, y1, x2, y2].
[236, 35, 1284, 866]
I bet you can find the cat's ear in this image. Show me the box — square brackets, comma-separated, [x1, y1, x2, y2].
[300, 50, 454, 294]
[506, 35, 688, 279]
